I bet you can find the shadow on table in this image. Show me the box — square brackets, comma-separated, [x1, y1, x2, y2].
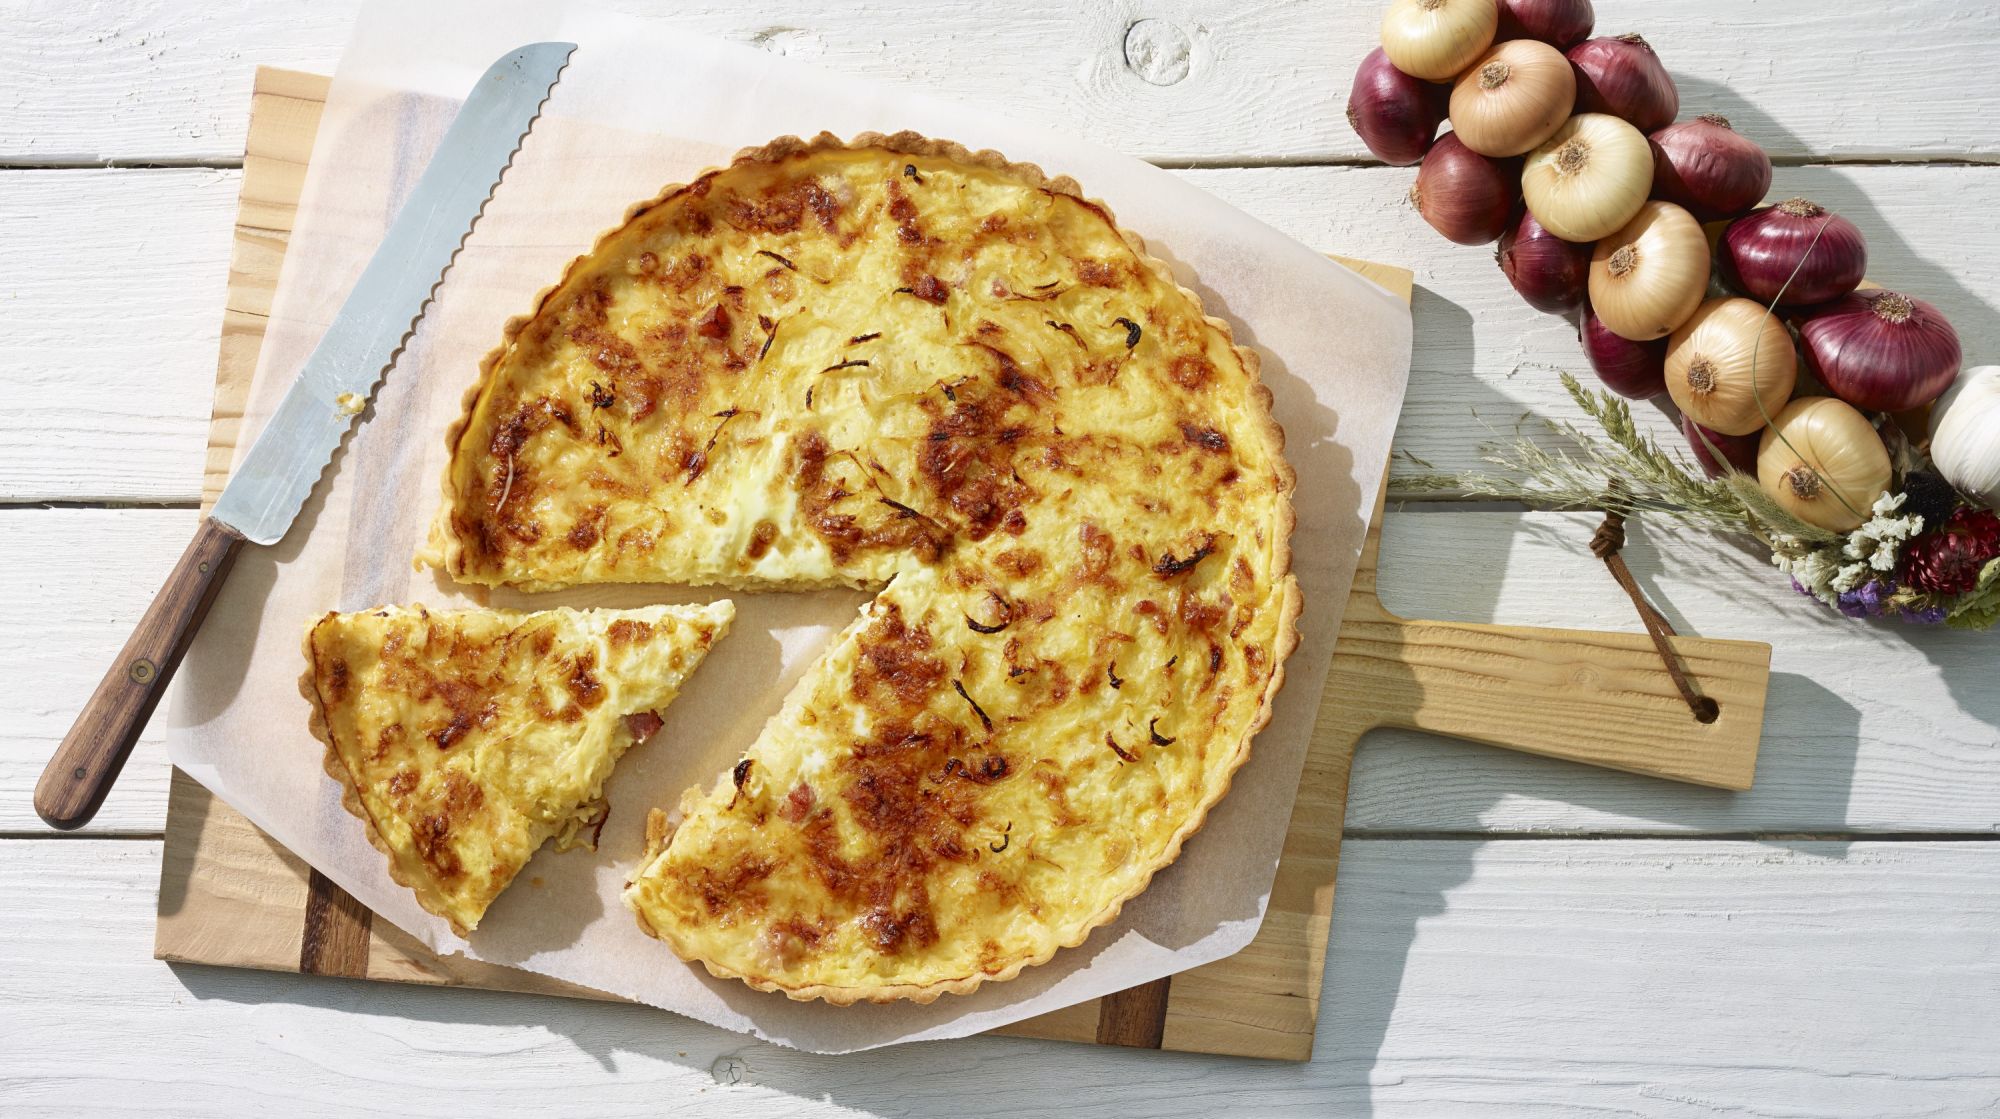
[1914, 634, 2000, 736]
[172, 951, 1380, 1109]
[1314, 670, 1860, 1110]
[1677, 73, 2000, 735]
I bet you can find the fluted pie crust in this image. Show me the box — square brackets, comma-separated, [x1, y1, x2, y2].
[417, 132, 1300, 1002]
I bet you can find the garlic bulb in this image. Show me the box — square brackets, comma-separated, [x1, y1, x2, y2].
[1666, 297, 1797, 436]
[1381, 0, 1500, 82]
[1929, 364, 2000, 512]
[1758, 397, 1892, 532]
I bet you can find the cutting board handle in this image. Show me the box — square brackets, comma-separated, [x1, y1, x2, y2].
[1323, 526, 1768, 791]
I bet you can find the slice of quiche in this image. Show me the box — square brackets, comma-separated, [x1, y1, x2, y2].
[421, 133, 1299, 1001]
[303, 602, 733, 934]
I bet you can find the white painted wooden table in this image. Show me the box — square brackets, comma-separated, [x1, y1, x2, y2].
[4, 2, 1997, 1114]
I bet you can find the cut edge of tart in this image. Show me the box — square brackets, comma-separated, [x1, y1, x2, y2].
[413, 131, 1300, 1002]
[301, 601, 734, 936]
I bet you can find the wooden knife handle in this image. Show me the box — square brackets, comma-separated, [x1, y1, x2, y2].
[34, 516, 246, 830]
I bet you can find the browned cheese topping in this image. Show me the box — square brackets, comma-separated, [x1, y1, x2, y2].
[421, 136, 1298, 999]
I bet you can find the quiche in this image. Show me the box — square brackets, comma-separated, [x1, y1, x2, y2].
[420, 133, 1299, 1001]
[303, 602, 732, 934]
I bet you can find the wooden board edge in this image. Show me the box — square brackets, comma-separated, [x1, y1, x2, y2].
[201, 66, 331, 509]
[252, 66, 334, 105]
[1330, 255, 1415, 304]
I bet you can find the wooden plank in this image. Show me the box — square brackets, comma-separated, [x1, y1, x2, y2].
[205, 74, 324, 509]
[20, 835, 2000, 1115]
[298, 868, 374, 977]
[154, 771, 311, 973]
[1093, 978, 1173, 1049]
[1322, 839, 2000, 1115]
[0, 507, 197, 835]
[4, 0, 1996, 165]
[0, 168, 236, 503]
[9, 160, 2000, 504]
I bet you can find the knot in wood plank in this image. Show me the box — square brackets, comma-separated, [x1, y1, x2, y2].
[1123, 18, 1193, 86]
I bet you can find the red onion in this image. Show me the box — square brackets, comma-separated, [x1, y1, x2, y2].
[1410, 132, 1522, 246]
[1581, 306, 1668, 398]
[1799, 290, 1963, 414]
[1682, 414, 1761, 477]
[1497, 0, 1595, 50]
[1568, 34, 1678, 134]
[1347, 46, 1448, 167]
[1498, 207, 1590, 314]
[1719, 198, 1868, 308]
[1649, 114, 1772, 222]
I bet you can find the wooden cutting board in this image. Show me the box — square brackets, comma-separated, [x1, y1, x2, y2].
[154, 68, 1772, 1061]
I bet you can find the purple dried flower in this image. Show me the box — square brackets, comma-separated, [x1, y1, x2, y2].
[1834, 580, 1891, 619]
[1859, 580, 1889, 615]
[1900, 604, 1949, 625]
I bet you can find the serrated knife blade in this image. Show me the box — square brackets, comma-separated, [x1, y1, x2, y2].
[34, 41, 576, 831]
[213, 40, 576, 543]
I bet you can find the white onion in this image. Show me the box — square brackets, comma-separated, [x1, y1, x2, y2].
[1522, 113, 1654, 243]
[1381, 0, 1500, 82]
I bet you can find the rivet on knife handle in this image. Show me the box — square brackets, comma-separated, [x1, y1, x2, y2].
[34, 518, 245, 829]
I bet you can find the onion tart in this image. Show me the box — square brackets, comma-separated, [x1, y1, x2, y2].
[420, 134, 1299, 1000]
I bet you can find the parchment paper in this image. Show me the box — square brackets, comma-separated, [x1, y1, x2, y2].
[166, 0, 1412, 1053]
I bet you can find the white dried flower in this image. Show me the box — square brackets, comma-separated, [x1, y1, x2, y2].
[1831, 563, 1868, 594]
[1837, 504, 1923, 575]
[1769, 532, 1809, 554]
[1791, 549, 1837, 596]
[1881, 514, 1921, 542]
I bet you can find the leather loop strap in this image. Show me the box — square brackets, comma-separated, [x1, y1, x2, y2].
[1592, 490, 1720, 724]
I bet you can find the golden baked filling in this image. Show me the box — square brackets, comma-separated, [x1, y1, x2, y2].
[304, 603, 731, 934]
[420, 133, 1299, 1001]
